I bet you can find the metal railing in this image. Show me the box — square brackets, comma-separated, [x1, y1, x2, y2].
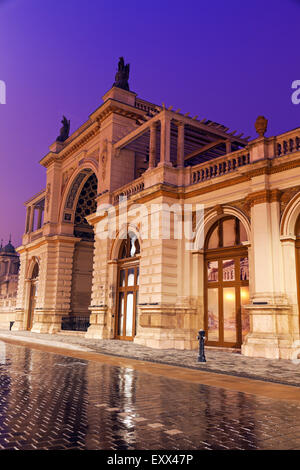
[61, 315, 90, 332]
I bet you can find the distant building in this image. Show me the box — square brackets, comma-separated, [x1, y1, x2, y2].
[0, 238, 19, 329]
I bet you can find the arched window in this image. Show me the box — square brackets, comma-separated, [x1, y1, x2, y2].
[27, 261, 39, 331]
[74, 173, 97, 240]
[13, 261, 20, 275]
[295, 214, 300, 237]
[115, 233, 140, 341]
[118, 232, 140, 259]
[206, 216, 247, 250]
[205, 216, 249, 348]
[31, 262, 39, 280]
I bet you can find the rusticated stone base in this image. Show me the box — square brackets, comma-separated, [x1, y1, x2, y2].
[85, 306, 110, 339]
[30, 309, 66, 334]
[241, 302, 300, 360]
[134, 305, 199, 350]
[11, 309, 26, 331]
[0, 312, 15, 330]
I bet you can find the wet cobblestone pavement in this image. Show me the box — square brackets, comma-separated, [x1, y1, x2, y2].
[1, 330, 300, 387]
[1, 341, 300, 450]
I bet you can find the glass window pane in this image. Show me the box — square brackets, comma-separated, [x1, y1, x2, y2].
[240, 257, 249, 280]
[119, 269, 126, 287]
[134, 239, 140, 255]
[208, 225, 219, 249]
[240, 222, 247, 243]
[223, 219, 236, 247]
[223, 287, 236, 343]
[296, 215, 300, 237]
[241, 286, 250, 341]
[128, 268, 135, 286]
[129, 234, 139, 257]
[117, 292, 125, 336]
[120, 242, 127, 259]
[135, 291, 139, 336]
[223, 259, 235, 281]
[125, 292, 134, 337]
[207, 261, 218, 282]
[136, 267, 139, 286]
[207, 288, 219, 341]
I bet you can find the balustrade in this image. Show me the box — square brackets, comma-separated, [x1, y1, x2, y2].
[191, 151, 250, 185]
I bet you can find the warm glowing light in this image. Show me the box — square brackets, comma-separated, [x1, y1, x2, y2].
[224, 292, 235, 301]
[241, 289, 250, 300]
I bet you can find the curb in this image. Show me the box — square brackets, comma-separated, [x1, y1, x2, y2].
[0, 332, 299, 388]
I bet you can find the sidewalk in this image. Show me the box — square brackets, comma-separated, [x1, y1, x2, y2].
[0, 329, 300, 387]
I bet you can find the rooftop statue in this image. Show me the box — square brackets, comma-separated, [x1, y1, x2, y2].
[113, 57, 130, 91]
[56, 115, 70, 142]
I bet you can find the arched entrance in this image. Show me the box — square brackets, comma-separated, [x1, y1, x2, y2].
[27, 262, 39, 331]
[204, 216, 249, 348]
[115, 233, 140, 341]
[62, 171, 98, 331]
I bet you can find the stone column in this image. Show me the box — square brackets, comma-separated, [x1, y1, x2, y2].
[226, 141, 232, 154]
[12, 250, 29, 330]
[29, 206, 35, 232]
[148, 123, 157, 170]
[242, 194, 296, 359]
[29, 236, 78, 334]
[159, 113, 172, 167]
[37, 207, 43, 230]
[86, 233, 111, 339]
[25, 207, 31, 233]
[133, 196, 198, 350]
[44, 161, 62, 225]
[177, 122, 185, 168]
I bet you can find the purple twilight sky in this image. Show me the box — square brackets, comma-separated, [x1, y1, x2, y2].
[0, 0, 300, 247]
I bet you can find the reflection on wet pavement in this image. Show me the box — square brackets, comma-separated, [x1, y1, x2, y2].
[0, 341, 300, 450]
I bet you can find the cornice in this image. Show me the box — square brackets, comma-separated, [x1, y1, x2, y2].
[89, 99, 146, 124]
[40, 121, 100, 168]
[270, 155, 300, 174]
[16, 234, 80, 254]
[24, 188, 46, 206]
[245, 189, 281, 207]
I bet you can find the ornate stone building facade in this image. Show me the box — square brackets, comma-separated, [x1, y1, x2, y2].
[0, 239, 19, 329]
[12, 60, 300, 360]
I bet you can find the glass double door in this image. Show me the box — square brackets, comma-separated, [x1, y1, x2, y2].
[116, 264, 139, 341]
[205, 253, 249, 348]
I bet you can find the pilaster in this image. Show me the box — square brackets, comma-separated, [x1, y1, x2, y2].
[242, 189, 297, 359]
[85, 234, 112, 339]
[158, 113, 172, 167]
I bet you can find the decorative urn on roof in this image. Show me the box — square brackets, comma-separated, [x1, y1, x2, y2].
[255, 115, 268, 138]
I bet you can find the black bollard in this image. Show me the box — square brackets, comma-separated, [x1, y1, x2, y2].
[197, 329, 206, 362]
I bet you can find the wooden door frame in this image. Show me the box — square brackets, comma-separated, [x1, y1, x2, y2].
[27, 279, 38, 331]
[295, 238, 300, 334]
[115, 257, 139, 341]
[204, 245, 249, 348]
